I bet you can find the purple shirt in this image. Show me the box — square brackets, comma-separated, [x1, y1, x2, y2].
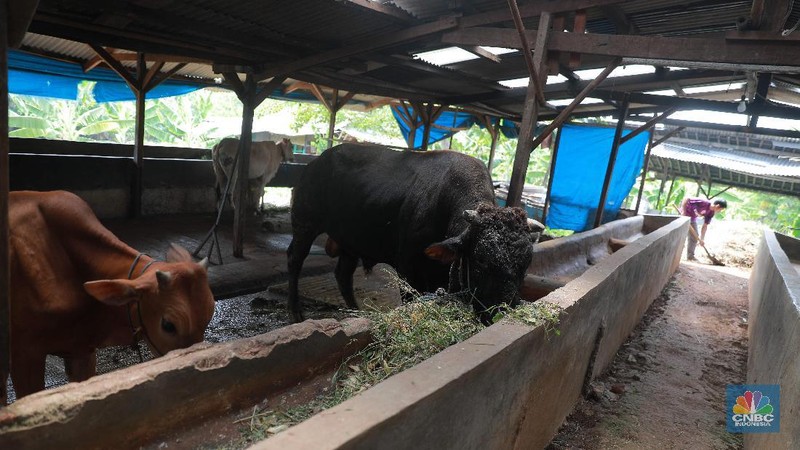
[681, 197, 715, 224]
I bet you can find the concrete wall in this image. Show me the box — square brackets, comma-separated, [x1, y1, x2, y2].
[746, 231, 800, 449]
[9, 139, 307, 218]
[0, 319, 371, 449]
[255, 215, 687, 450]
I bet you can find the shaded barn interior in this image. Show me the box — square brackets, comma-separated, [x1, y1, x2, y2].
[2, 0, 800, 447]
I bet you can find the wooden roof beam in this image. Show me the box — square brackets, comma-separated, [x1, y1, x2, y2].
[442, 27, 800, 71]
[253, 17, 459, 82]
[342, 0, 416, 23]
[8, 0, 39, 47]
[460, 45, 502, 63]
[460, 0, 628, 28]
[598, 5, 639, 34]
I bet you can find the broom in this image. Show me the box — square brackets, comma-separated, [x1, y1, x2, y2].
[673, 205, 725, 266]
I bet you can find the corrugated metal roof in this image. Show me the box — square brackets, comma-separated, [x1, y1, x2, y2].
[652, 141, 800, 177]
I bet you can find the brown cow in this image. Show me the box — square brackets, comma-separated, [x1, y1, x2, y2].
[2, 191, 216, 404]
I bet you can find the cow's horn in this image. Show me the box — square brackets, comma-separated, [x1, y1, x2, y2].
[155, 270, 172, 287]
[463, 209, 479, 223]
[527, 218, 545, 232]
[198, 257, 209, 269]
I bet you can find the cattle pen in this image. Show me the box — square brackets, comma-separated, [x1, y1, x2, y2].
[0, 202, 683, 447]
[3, 0, 800, 449]
[0, 146, 798, 449]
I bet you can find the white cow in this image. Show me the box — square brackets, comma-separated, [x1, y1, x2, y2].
[212, 137, 294, 213]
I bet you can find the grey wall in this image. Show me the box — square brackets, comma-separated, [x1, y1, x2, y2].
[746, 231, 800, 449]
[9, 139, 307, 218]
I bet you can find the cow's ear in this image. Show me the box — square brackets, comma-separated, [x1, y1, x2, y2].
[84, 280, 139, 306]
[425, 236, 463, 264]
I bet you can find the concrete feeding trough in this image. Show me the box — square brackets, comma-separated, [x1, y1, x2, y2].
[0, 215, 687, 449]
[747, 231, 800, 449]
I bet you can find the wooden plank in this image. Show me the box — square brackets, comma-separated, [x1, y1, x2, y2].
[634, 132, 655, 214]
[569, 9, 586, 69]
[595, 90, 800, 121]
[651, 126, 685, 148]
[233, 75, 257, 258]
[461, 45, 501, 63]
[253, 75, 288, 107]
[661, 118, 800, 139]
[620, 108, 674, 145]
[343, 0, 415, 23]
[254, 17, 458, 81]
[131, 53, 146, 219]
[507, 0, 545, 106]
[1, 0, 11, 404]
[7, 0, 38, 48]
[506, 12, 552, 208]
[441, 27, 800, 69]
[140, 60, 165, 94]
[529, 58, 621, 151]
[90, 44, 137, 89]
[594, 94, 630, 228]
[143, 62, 187, 94]
[460, 0, 627, 28]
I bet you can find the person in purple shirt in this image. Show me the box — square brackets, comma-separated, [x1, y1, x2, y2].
[680, 197, 728, 260]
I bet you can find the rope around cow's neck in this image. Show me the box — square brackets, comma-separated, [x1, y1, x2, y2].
[126, 253, 163, 361]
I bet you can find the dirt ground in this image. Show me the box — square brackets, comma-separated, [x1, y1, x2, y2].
[547, 219, 762, 450]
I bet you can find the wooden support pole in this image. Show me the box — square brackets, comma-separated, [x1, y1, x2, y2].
[663, 175, 678, 210]
[131, 53, 146, 218]
[1, 0, 11, 404]
[233, 75, 256, 258]
[487, 118, 500, 176]
[506, 12, 552, 207]
[634, 131, 655, 213]
[542, 126, 564, 225]
[594, 93, 630, 228]
[506, 0, 546, 105]
[421, 104, 433, 151]
[655, 171, 668, 211]
[327, 89, 339, 149]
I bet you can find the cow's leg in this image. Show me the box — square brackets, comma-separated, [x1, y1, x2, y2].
[64, 351, 97, 382]
[334, 252, 360, 310]
[287, 230, 316, 323]
[9, 348, 47, 399]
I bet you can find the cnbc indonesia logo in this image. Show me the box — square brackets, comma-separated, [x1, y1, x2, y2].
[727, 385, 780, 433]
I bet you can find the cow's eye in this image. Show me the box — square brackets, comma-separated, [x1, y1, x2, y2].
[161, 318, 177, 334]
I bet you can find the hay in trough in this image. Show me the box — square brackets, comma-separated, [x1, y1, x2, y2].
[236, 274, 562, 445]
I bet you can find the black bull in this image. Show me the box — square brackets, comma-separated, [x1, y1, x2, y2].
[287, 144, 544, 323]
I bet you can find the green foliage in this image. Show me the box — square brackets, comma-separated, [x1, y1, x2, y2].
[9, 84, 798, 237]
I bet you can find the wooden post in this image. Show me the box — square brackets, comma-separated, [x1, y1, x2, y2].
[506, 12, 551, 207]
[542, 126, 563, 225]
[664, 175, 678, 210]
[594, 93, 630, 228]
[487, 118, 500, 176]
[1, 0, 11, 402]
[131, 53, 146, 218]
[634, 131, 655, 214]
[655, 171, 668, 211]
[421, 104, 433, 151]
[233, 75, 256, 258]
[327, 89, 338, 148]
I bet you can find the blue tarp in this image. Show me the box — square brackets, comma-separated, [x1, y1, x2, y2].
[8, 50, 203, 102]
[391, 106, 520, 149]
[391, 106, 478, 148]
[547, 123, 649, 231]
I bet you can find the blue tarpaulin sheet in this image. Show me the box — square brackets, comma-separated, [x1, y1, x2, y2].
[8, 50, 203, 102]
[547, 123, 649, 231]
[391, 106, 520, 149]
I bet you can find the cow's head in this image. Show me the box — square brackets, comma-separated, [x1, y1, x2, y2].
[279, 137, 294, 163]
[83, 244, 215, 356]
[425, 203, 544, 324]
